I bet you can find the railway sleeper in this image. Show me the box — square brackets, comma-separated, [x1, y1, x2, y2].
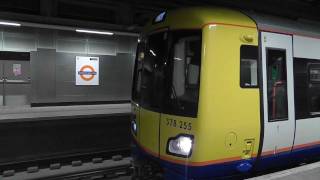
[0, 157, 132, 180]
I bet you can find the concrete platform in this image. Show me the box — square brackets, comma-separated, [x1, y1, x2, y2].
[247, 161, 320, 180]
[0, 103, 131, 122]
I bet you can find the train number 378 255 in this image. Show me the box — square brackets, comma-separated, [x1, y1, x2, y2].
[166, 118, 192, 130]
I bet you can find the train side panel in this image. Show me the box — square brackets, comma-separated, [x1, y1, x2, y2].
[291, 35, 320, 160]
[196, 24, 260, 167]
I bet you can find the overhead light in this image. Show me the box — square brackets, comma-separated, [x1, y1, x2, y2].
[76, 29, 114, 35]
[149, 49, 156, 56]
[0, 21, 21, 27]
[209, 24, 217, 29]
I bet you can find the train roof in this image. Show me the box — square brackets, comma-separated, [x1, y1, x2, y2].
[143, 7, 256, 33]
[245, 11, 320, 38]
[143, 7, 320, 39]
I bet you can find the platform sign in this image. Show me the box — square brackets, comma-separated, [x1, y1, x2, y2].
[76, 56, 99, 86]
[13, 64, 22, 76]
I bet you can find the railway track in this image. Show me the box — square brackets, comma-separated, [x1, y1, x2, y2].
[1, 156, 132, 180]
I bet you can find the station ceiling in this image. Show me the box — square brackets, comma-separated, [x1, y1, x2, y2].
[0, 0, 319, 32]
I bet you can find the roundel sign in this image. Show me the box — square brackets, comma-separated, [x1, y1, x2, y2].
[76, 56, 99, 85]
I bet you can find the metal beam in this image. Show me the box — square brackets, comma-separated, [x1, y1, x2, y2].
[0, 0, 319, 32]
[116, 3, 134, 25]
[40, 0, 57, 17]
[0, 11, 141, 33]
[58, 0, 116, 10]
[0, 19, 139, 37]
[195, 0, 320, 21]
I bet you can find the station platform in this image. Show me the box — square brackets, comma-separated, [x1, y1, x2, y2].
[248, 161, 320, 180]
[0, 103, 131, 122]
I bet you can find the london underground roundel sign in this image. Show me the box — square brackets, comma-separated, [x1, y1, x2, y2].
[76, 56, 99, 85]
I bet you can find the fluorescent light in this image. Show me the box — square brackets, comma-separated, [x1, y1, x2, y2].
[149, 49, 156, 56]
[76, 29, 114, 35]
[209, 24, 217, 29]
[0, 21, 21, 27]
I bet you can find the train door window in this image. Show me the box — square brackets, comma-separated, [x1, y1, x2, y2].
[308, 64, 320, 115]
[240, 45, 258, 88]
[266, 49, 288, 121]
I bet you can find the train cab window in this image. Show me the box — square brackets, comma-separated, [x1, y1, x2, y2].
[240, 45, 258, 88]
[164, 30, 202, 117]
[140, 32, 168, 109]
[132, 40, 145, 103]
[266, 49, 288, 121]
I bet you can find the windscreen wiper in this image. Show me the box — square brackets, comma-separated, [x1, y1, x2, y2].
[171, 85, 184, 110]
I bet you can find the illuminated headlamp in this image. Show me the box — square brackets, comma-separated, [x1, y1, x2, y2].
[131, 119, 138, 135]
[131, 119, 137, 135]
[131, 114, 138, 135]
[167, 134, 194, 158]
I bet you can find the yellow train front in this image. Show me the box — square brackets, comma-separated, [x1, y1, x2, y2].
[131, 7, 261, 179]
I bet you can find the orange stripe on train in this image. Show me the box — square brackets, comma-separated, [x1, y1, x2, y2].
[136, 136, 320, 166]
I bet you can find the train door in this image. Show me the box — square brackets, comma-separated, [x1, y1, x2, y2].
[260, 32, 295, 158]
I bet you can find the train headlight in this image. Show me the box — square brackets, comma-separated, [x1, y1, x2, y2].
[167, 135, 194, 157]
[131, 119, 137, 135]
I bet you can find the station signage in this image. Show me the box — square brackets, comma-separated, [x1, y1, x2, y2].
[76, 56, 99, 86]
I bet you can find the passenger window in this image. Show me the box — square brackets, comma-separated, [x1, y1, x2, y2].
[267, 49, 288, 121]
[308, 64, 320, 115]
[293, 60, 320, 119]
[240, 45, 258, 88]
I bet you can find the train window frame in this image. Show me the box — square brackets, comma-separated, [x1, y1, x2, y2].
[293, 59, 320, 120]
[163, 30, 202, 118]
[138, 31, 169, 111]
[307, 63, 320, 116]
[132, 38, 146, 103]
[240, 45, 259, 88]
[266, 48, 289, 122]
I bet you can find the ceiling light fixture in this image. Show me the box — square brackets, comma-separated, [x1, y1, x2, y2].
[76, 29, 114, 35]
[0, 21, 21, 27]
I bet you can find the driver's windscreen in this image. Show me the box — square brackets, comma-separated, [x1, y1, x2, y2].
[164, 30, 202, 117]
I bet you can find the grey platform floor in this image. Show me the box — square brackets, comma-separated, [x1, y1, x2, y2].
[247, 161, 320, 180]
[0, 103, 131, 122]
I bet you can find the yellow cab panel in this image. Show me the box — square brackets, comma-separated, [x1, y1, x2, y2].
[139, 108, 160, 156]
[131, 7, 261, 179]
[196, 24, 260, 163]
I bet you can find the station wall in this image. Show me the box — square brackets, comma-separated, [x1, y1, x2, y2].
[0, 26, 137, 105]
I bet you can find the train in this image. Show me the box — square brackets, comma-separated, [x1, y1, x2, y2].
[130, 7, 320, 179]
